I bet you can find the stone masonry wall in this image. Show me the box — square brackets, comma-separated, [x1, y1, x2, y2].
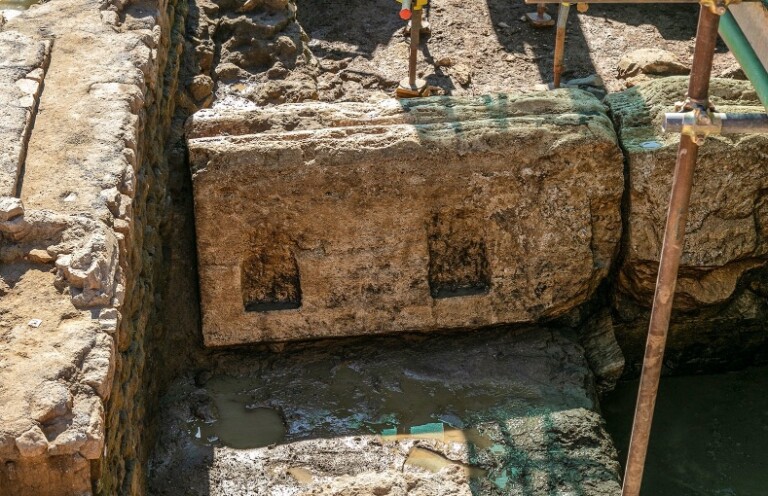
[188, 74, 768, 376]
[0, 0, 189, 493]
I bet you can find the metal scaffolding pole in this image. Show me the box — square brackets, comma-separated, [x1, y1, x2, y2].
[553, 3, 570, 88]
[620, 6, 721, 496]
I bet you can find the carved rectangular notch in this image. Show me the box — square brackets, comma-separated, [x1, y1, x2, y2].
[427, 208, 490, 299]
[242, 227, 301, 312]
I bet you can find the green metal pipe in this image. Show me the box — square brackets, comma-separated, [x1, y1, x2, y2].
[719, 10, 768, 111]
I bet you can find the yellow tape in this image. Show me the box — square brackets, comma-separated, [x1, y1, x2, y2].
[396, 0, 428, 9]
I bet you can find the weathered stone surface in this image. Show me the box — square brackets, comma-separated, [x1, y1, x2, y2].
[26, 248, 54, 264]
[15, 426, 48, 458]
[0, 0, 189, 492]
[183, 0, 319, 110]
[149, 328, 622, 495]
[0, 263, 114, 467]
[604, 77, 768, 373]
[617, 48, 689, 80]
[55, 226, 120, 309]
[0, 454, 92, 495]
[28, 381, 72, 424]
[0, 31, 49, 197]
[189, 91, 625, 346]
[606, 77, 768, 310]
[189, 73, 214, 101]
[0, 196, 23, 220]
[581, 310, 625, 394]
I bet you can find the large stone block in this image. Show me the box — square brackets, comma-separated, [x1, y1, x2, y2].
[606, 77, 768, 310]
[188, 91, 625, 346]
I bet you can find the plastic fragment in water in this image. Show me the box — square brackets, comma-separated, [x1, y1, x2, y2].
[493, 469, 510, 490]
[641, 141, 663, 150]
[409, 422, 444, 435]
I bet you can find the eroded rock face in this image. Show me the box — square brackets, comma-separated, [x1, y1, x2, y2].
[606, 77, 768, 310]
[183, 0, 318, 109]
[606, 77, 768, 372]
[188, 90, 625, 346]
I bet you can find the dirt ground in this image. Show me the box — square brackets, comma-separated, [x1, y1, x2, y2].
[199, 0, 743, 107]
[294, 0, 739, 100]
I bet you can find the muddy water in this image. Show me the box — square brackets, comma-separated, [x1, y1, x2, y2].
[186, 371, 508, 485]
[185, 331, 588, 452]
[603, 365, 768, 495]
[0, 0, 38, 10]
[150, 330, 623, 495]
[190, 380, 286, 449]
[0, 0, 38, 21]
[188, 371, 505, 452]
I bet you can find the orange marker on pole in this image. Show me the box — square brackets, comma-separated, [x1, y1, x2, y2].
[400, 0, 412, 20]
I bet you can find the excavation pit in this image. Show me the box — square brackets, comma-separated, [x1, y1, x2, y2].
[1, 0, 768, 492]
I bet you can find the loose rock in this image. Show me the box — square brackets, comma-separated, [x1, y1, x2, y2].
[450, 63, 472, 86]
[27, 249, 54, 264]
[617, 48, 690, 79]
[15, 427, 48, 458]
[188, 74, 214, 101]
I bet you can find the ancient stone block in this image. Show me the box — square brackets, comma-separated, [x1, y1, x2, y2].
[606, 77, 768, 310]
[189, 91, 625, 346]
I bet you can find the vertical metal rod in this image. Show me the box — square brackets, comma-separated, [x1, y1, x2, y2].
[621, 7, 721, 496]
[409, 9, 422, 87]
[537, 2, 547, 18]
[553, 3, 570, 88]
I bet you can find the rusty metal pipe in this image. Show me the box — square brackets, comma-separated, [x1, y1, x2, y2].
[409, 9, 422, 87]
[621, 7, 721, 496]
[537, 2, 547, 17]
[553, 3, 570, 88]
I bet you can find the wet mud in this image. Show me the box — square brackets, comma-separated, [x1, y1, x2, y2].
[148, 328, 622, 495]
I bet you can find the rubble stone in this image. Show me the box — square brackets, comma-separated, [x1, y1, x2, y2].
[617, 48, 690, 79]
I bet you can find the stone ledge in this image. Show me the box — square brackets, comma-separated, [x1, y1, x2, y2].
[0, 31, 50, 197]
